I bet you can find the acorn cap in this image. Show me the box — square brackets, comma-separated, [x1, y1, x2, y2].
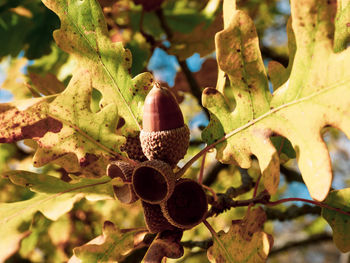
[142, 201, 177, 233]
[132, 160, 175, 204]
[107, 161, 138, 204]
[161, 179, 208, 229]
[120, 133, 147, 162]
[140, 125, 190, 167]
[143, 229, 184, 262]
[142, 84, 184, 132]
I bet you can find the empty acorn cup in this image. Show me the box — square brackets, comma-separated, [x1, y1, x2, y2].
[161, 178, 208, 229]
[107, 161, 138, 204]
[132, 160, 175, 204]
[142, 201, 177, 233]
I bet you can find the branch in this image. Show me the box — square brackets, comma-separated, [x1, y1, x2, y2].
[202, 161, 229, 186]
[280, 165, 304, 183]
[269, 232, 333, 256]
[154, 8, 210, 120]
[181, 239, 213, 250]
[206, 190, 268, 218]
[260, 45, 289, 68]
[265, 204, 321, 221]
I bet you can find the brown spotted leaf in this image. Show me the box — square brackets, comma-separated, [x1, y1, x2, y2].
[207, 208, 273, 263]
[202, 0, 350, 201]
[41, 0, 154, 136]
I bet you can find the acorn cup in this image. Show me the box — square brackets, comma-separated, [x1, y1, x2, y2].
[142, 201, 177, 233]
[106, 161, 138, 204]
[120, 132, 148, 162]
[132, 160, 175, 204]
[140, 83, 190, 167]
[161, 179, 208, 229]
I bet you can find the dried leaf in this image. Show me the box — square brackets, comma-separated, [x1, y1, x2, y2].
[207, 208, 273, 263]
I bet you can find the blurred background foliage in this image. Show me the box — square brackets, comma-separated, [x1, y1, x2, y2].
[0, 0, 350, 262]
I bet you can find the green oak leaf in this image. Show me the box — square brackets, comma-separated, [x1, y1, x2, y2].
[32, 70, 126, 173]
[0, 172, 113, 261]
[73, 221, 139, 262]
[334, 0, 350, 52]
[322, 188, 350, 252]
[42, 0, 154, 136]
[0, 0, 59, 59]
[202, 0, 350, 201]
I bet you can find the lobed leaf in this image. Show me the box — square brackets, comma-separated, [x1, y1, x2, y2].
[0, 170, 115, 261]
[41, 0, 154, 135]
[72, 221, 140, 262]
[322, 188, 350, 252]
[202, 0, 350, 201]
[207, 207, 273, 263]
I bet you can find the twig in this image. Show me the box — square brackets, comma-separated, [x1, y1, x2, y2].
[154, 8, 210, 120]
[265, 204, 321, 221]
[202, 161, 229, 186]
[181, 239, 213, 250]
[280, 165, 304, 183]
[206, 191, 269, 218]
[269, 232, 333, 256]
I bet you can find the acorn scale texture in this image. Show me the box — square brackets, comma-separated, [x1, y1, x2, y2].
[120, 133, 148, 162]
[140, 125, 190, 166]
[140, 84, 190, 167]
[142, 201, 177, 233]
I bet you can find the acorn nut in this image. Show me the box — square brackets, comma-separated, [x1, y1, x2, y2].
[132, 159, 175, 204]
[107, 161, 138, 204]
[160, 178, 208, 229]
[140, 84, 190, 167]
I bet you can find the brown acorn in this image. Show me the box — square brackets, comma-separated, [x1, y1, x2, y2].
[107, 161, 138, 204]
[140, 84, 190, 167]
[161, 178, 208, 229]
[142, 201, 177, 233]
[120, 133, 148, 162]
[132, 160, 175, 204]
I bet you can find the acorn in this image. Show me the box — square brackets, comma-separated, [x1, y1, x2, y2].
[107, 161, 138, 204]
[142, 201, 177, 233]
[132, 160, 175, 204]
[120, 132, 148, 162]
[140, 83, 190, 167]
[161, 178, 208, 229]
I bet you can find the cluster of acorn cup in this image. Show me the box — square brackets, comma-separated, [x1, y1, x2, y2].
[107, 84, 208, 234]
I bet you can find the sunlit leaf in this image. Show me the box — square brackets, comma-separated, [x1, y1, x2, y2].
[42, 0, 154, 135]
[207, 207, 273, 263]
[202, 0, 350, 201]
[322, 188, 350, 252]
[72, 221, 141, 262]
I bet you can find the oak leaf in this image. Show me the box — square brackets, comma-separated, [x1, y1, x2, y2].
[207, 207, 273, 263]
[202, 0, 350, 201]
[322, 188, 350, 252]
